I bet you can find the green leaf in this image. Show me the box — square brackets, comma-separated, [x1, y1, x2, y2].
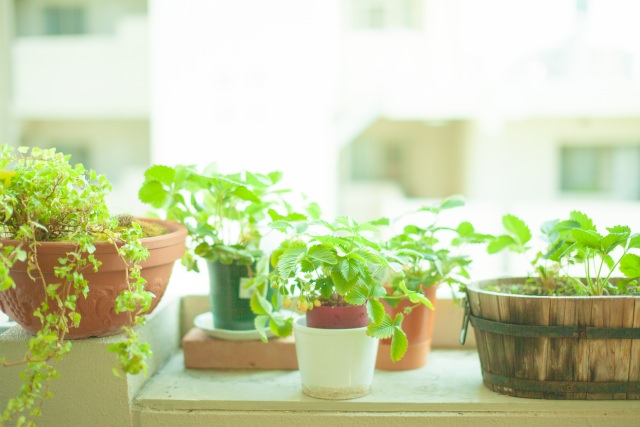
[390, 315, 408, 362]
[367, 314, 394, 339]
[502, 214, 531, 245]
[570, 211, 596, 231]
[400, 285, 435, 310]
[277, 243, 307, 279]
[629, 233, 640, 249]
[571, 228, 602, 249]
[367, 299, 386, 324]
[308, 244, 338, 265]
[456, 221, 475, 237]
[487, 235, 518, 254]
[144, 165, 176, 185]
[137, 181, 169, 208]
[439, 194, 465, 211]
[250, 293, 272, 315]
[344, 284, 369, 306]
[620, 253, 640, 278]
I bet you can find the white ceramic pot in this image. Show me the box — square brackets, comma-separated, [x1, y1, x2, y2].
[293, 316, 379, 400]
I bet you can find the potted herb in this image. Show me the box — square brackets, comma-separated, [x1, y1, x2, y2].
[378, 195, 489, 370]
[138, 164, 315, 331]
[0, 146, 187, 425]
[462, 211, 640, 399]
[251, 216, 431, 399]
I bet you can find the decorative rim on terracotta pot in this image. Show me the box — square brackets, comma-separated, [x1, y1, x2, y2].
[0, 218, 187, 339]
[293, 316, 379, 400]
[464, 277, 640, 400]
[305, 303, 369, 329]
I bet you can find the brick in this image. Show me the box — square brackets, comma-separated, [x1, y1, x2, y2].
[182, 328, 298, 370]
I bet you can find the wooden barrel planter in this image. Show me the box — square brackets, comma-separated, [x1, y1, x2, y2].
[463, 278, 640, 400]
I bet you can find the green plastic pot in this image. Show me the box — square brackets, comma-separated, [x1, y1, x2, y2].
[207, 260, 257, 331]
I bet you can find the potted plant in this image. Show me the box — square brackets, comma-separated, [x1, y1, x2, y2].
[462, 211, 640, 399]
[377, 195, 489, 370]
[0, 146, 187, 425]
[251, 216, 432, 399]
[138, 164, 317, 331]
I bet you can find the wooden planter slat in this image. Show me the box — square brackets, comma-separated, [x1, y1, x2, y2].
[628, 299, 640, 399]
[546, 298, 575, 398]
[467, 278, 640, 400]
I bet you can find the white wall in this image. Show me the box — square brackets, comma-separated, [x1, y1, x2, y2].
[12, 16, 149, 118]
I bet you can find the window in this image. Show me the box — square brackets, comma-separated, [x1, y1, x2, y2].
[44, 6, 86, 36]
[560, 145, 640, 199]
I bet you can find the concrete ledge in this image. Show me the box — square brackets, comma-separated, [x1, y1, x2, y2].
[134, 350, 640, 427]
[0, 294, 181, 427]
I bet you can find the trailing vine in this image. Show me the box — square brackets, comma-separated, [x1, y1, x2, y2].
[0, 146, 153, 426]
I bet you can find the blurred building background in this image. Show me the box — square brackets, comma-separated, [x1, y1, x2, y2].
[3, 0, 640, 276]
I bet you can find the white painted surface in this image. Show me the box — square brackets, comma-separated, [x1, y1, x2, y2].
[293, 317, 378, 399]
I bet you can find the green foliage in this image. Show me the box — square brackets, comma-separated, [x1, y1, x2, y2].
[138, 164, 317, 269]
[250, 215, 433, 362]
[0, 145, 154, 426]
[383, 195, 491, 298]
[488, 210, 640, 296]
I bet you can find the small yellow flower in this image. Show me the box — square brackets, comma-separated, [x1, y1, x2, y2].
[282, 298, 292, 308]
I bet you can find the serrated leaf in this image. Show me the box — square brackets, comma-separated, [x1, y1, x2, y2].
[487, 235, 517, 254]
[390, 318, 408, 362]
[144, 165, 176, 184]
[367, 299, 386, 324]
[308, 244, 338, 265]
[138, 181, 169, 208]
[250, 293, 272, 315]
[398, 281, 435, 309]
[571, 228, 602, 249]
[569, 211, 596, 231]
[367, 314, 394, 339]
[277, 243, 307, 279]
[620, 253, 640, 278]
[344, 284, 369, 306]
[502, 214, 531, 245]
[254, 315, 271, 342]
[269, 315, 294, 337]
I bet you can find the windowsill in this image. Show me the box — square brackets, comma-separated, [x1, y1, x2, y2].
[134, 349, 640, 426]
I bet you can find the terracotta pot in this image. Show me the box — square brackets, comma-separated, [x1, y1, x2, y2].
[305, 304, 369, 329]
[376, 285, 437, 370]
[0, 218, 187, 339]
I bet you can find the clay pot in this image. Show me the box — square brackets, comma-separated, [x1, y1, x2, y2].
[0, 218, 187, 339]
[305, 303, 369, 329]
[376, 285, 437, 370]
